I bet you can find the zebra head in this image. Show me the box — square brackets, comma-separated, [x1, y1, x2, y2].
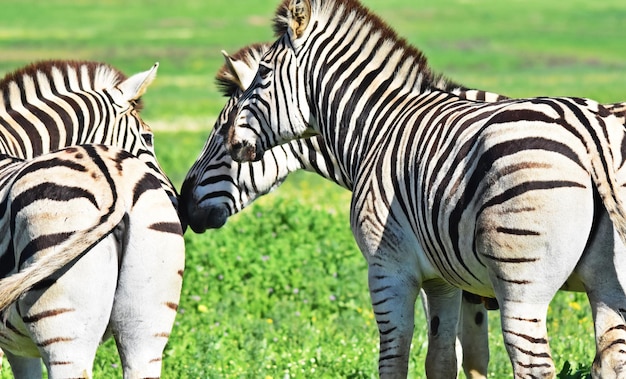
[223, 0, 317, 163]
[105, 62, 160, 157]
[181, 44, 291, 232]
[106, 62, 181, 211]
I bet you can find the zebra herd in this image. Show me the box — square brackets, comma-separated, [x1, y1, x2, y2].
[1, 0, 625, 378]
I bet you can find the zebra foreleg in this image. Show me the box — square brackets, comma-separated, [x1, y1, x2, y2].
[4, 351, 42, 379]
[110, 186, 184, 379]
[367, 260, 419, 379]
[421, 279, 463, 379]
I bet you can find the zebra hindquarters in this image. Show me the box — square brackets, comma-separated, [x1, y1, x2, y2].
[576, 204, 626, 378]
[473, 154, 596, 378]
[109, 167, 185, 379]
[17, 234, 120, 379]
[2, 146, 128, 378]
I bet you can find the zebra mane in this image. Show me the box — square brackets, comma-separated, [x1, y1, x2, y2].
[216, 43, 270, 97]
[217, 42, 467, 99]
[431, 73, 470, 94]
[272, 0, 436, 89]
[0, 60, 144, 110]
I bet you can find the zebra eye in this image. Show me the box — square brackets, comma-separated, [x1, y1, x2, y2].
[258, 62, 272, 79]
[142, 132, 154, 147]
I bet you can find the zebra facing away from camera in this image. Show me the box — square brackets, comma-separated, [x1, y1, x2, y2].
[0, 144, 185, 379]
[223, 1, 626, 378]
[181, 42, 493, 379]
[0, 60, 184, 378]
[0, 59, 178, 209]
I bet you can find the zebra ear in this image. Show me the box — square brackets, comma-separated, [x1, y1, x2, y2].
[288, 0, 311, 39]
[116, 62, 159, 101]
[222, 51, 256, 90]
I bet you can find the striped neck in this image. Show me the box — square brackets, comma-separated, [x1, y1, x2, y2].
[277, 2, 437, 181]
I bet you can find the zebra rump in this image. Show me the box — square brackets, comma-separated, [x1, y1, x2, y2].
[0, 144, 184, 378]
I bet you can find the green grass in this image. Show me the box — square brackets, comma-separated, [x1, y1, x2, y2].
[1, 0, 625, 377]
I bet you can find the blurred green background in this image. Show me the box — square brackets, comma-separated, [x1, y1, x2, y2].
[0, 0, 624, 377]
[2, 0, 624, 130]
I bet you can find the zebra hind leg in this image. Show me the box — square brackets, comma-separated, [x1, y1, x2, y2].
[109, 178, 184, 379]
[498, 301, 555, 378]
[19, 234, 119, 379]
[578, 213, 626, 378]
[458, 293, 489, 379]
[589, 297, 626, 379]
[4, 351, 42, 379]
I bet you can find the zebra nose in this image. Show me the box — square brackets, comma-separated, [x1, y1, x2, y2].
[186, 204, 230, 232]
[230, 141, 264, 162]
[204, 205, 230, 229]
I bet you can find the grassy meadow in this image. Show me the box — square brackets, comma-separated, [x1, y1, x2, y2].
[1, 0, 626, 377]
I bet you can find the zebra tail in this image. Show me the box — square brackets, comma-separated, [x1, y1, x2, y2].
[586, 114, 626, 245]
[0, 199, 126, 312]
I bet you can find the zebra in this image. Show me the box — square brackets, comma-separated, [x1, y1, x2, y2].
[0, 59, 178, 211]
[186, 41, 626, 378]
[0, 144, 184, 378]
[0, 60, 184, 377]
[181, 42, 495, 378]
[183, 41, 626, 378]
[222, 1, 626, 378]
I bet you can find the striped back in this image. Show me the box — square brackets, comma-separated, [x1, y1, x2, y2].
[181, 41, 626, 233]
[0, 60, 177, 207]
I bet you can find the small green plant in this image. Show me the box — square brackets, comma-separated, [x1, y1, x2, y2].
[558, 361, 591, 379]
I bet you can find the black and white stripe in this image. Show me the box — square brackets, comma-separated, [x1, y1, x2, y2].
[0, 60, 178, 209]
[0, 144, 184, 379]
[0, 60, 184, 378]
[224, 1, 626, 378]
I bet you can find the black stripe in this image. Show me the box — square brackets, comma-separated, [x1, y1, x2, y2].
[132, 173, 162, 206]
[19, 232, 74, 268]
[12, 182, 98, 214]
[149, 222, 182, 235]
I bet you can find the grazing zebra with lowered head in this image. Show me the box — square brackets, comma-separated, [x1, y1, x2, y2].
[0, 144, 184, 378]
[181, 42, 494, 379]
[0, 59, 178, 210]
[223, 1, 626, 378]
